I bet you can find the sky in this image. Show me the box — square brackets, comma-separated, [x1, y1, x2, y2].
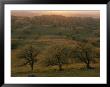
[11, 10, 100, 18]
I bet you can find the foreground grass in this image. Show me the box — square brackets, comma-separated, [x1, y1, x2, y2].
[11, 63, 100, 77]
[11, 38, 100, 77]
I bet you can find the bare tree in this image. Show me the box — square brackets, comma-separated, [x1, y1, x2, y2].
[74, 42, 95, 69]
[41, 45, 70, 71]
[17, 45, 40, 72]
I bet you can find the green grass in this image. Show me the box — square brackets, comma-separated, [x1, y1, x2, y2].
[11, 63, 100, 77]
[12, 69, 100, 77]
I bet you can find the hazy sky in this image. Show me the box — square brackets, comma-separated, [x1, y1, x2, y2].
[11, 10, 100, 18]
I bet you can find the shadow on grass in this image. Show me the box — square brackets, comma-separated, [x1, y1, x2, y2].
[11, 67, 100, 77]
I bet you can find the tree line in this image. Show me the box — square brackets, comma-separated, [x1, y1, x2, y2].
[11, 15, 99, 30]
[17, 42, 99, 72]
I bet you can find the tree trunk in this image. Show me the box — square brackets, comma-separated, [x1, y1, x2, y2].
[59, 63, 63, 71]
[31, 65, 33, 71]
[86, 62, 91, 69]
[31, 62, 34, 72]
[85, 51, 91, 69]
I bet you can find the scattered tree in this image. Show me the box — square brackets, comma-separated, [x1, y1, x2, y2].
[74, 42, 95, 69]
[17, 45, 40, 72]
[41, 45, 72, 71]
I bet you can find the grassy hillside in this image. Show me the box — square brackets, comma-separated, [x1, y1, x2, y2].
[11, 15, 100, 77]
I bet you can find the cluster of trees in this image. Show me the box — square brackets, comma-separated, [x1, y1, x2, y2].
[12, 15, 99, 30]
[11, 15, 99, 39]
[11, 15, 100, 47]
[17, 42, 99, 72]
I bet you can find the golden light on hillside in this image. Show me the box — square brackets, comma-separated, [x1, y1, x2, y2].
[45, 11, 99, 17]
[46, 11, 68, 15]
[11, 10, 100, 18]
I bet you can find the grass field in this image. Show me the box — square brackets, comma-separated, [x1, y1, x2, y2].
[11, 36, 100, 77]
[11, 63, 100, 77]
[11, 34, 100, 77]
[11, 15, 100, 77]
